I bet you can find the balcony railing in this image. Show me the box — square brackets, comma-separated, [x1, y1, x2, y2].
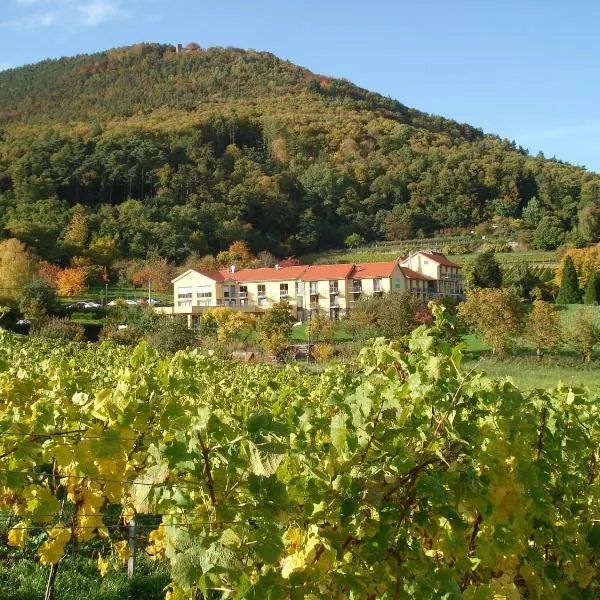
[329, 286, 339, 294]
[351, 287, 362, 294]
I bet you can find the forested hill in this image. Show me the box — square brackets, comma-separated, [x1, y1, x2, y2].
[0, 42, 598, 265]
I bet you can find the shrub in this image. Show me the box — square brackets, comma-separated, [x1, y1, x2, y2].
[311, 343, 335, 363]
[33, 317, 85, 342]
[147, 317, 199, 354]
[563, 307, 600, 362]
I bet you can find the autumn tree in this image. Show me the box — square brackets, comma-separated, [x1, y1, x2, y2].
[56, 267, 88, 297]
[458, 288, 524, 354]
[563, 308, 600, 362]
[0, 238, 37, 303]
[307, 309, 336, 343]
[62, 205, 90, 255]
[525, 300, 561, 355]
[556, 255, 581, 304]
[555, 247, 600, 289]
[259, 302, 295, 358]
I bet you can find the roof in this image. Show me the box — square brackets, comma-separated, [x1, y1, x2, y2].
[224, 265, 308, 283]
[352, 261, 399, 279]
[400, 267, 436, 281]
[171, 268, 227, 284]
[419, 252, 462, 268]
[301, 263, 355, 281]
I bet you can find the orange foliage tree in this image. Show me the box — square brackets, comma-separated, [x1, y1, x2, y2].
[56, 267, 88, 297]
[38, 261, 61, 288]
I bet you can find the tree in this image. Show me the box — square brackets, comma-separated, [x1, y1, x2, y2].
[19, 278, 56, 330]
[555, 247, 600, 289]
[346, 293, 420, 340]
[563, 308, 600, 362]
[556, 255, 581, 304]
[56, 267, 88, 297]
[0, 238, 37, 303]
[62, 206, 90, 254]
[578, 203, 600, 242]
[307, 309, 335, 342]
[584, 272, 600, 305]
[147, 316, 199, 353]
[259, 302, 295, 356]
[531, 216, 566, 250]
[471, 250, 502, 289]
[525, 300, 561, 354]
[458, 288, 524, 354]
[344, 233, 364, 249]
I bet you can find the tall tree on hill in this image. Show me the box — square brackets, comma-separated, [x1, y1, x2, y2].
[583, 272, 600, 305]
[471, 250, 502, 289]
[556, 255, 581, 304]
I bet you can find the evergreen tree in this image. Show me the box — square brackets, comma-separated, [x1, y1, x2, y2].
[472, 250, 502, 288]
[583, 271, 600, 305]
[556, 255, 582, 304]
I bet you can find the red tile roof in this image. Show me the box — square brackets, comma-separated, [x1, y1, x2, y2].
[400, 267, 436, 281]
[420, 252, 462, 268]
[302, 263, 355, 281]
[224, 265, 308, 282]
[352, 261, 399, 279]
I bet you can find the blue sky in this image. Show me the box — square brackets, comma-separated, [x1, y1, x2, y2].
[1, 0, 599, 172]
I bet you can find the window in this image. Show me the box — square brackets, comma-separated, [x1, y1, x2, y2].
[257, 284, 266, 297]
[177, 286, 192, 307]
[373, 278, 383, 292]
[329, 280, 338, 294]
[239, 285, 248, 298]
[352, 279, 362, 293]
[296, 281, 304, 295]
[280, 283, 289, 298]
[309, 281, 318, 295]
[196, 286, 212, 307]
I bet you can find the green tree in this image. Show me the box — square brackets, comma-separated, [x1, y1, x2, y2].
[583, 271, 600, 305]
[147, 316, 199, 353]
[578, 203, 600, 242]
[346, 293, 420, 340]
[20, 278, 57, 313]
[471, 250, 502, 288]
[458, 288, 524, 354]
[344, 233, 364, 249]
[556, 255, 582, 304]
[531, 215, 566, 250]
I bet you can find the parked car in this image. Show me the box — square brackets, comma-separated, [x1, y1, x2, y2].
[67, 301, 102, 309]
[16, 318, 31, 325]
[107, 299, 138, 306]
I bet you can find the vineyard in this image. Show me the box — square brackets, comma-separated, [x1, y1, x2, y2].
[1, 309, 600, 599]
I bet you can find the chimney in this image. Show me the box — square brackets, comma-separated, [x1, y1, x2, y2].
[275, 264, 280, 271]
[176, 43, 183, 54]
[230, 265, 236, 273]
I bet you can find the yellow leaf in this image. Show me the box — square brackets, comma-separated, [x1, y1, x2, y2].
[98, 554, 110, 577]
[38, 539, 66, 565]
[8, 522, 29, 548]
[114, 540, 132, 563]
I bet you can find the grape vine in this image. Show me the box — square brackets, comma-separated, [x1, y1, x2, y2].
[1, 308, 599, 599]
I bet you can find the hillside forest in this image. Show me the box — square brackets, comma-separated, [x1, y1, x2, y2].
[1, 43, 600, 272]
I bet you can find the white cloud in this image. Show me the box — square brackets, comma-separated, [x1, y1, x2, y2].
[4, 0, 127, 30]
[77, 1, 122, 26]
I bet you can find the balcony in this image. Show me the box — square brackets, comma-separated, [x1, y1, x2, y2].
[238, 291, 248, 299]
[329, 285, 339, 294]
[351, 286, 362, 294]
[280, 293, 289, 299]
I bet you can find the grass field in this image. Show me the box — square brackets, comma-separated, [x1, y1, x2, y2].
[0, 551, 168, 600]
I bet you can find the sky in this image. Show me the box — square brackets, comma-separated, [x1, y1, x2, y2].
[0, 0, 599, 171]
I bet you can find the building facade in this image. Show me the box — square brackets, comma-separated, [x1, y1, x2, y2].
[158, 252, 463, 324]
